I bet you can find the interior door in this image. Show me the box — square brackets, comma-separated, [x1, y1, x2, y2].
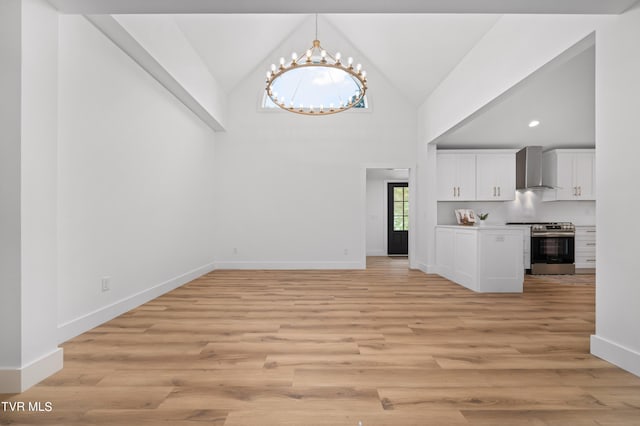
[387, 182, 409, 255]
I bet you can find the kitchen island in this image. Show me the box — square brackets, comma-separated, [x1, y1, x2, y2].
[435, 225, 524, 293]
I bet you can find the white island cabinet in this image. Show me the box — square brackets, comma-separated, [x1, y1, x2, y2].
[435, 226, 524, 293]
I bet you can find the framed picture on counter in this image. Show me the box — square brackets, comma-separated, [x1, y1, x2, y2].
[455, 209, 476, 225]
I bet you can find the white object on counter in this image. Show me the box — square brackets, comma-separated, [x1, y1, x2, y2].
[435, 225, 524, 293]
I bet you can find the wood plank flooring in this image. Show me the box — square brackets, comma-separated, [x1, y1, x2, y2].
[2, 257, 639, 425]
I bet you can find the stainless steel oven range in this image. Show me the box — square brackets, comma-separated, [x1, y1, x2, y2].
[530, 222, 575, 275]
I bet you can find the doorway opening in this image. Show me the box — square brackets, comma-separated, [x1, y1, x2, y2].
[365, 168, 410, 265]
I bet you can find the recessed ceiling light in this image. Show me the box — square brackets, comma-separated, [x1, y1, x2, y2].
[528, 120, 540, 128]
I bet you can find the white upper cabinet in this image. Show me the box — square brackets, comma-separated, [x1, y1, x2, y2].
[476, 153, 516, 201]
[437, 151, 516, 201]
[436, 153, 476, 201]
[543, 149, 595, 200]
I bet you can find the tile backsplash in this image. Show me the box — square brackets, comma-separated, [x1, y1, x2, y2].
[438, 190, 596, 226]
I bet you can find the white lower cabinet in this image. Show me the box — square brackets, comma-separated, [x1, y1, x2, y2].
[575, 226, 596, 271]
[435, 226, 524, 293]
[506, 225, 531, 270]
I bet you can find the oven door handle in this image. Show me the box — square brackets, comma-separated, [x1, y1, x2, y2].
[531, 233, 575, 238]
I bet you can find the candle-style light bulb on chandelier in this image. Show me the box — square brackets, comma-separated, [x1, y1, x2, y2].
[265, 14, 368, 116]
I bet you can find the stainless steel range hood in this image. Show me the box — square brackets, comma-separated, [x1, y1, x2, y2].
[516, 146, 553, 190]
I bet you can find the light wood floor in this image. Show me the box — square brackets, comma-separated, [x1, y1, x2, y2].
[2, 257, 639, 425]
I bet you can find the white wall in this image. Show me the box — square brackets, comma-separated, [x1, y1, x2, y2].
[366, 169, 409, 256]
[591, 4, 640, 376]
[20, 0, 60, 368]
[57, 15, 217, 341]
[0, 0, 62, 393]
[213, 18, 416, 269]
[437, 193, 596, 226]
[366, 175, 387, 256]
[107, 14, 228, 130]
[0, 0, 23, 373]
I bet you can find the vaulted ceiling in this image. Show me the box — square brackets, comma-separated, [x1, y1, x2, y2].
[50, 0, 633, 145]
[173, 14, 500, 105]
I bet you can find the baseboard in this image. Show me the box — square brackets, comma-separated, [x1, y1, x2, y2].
[214, 261, 365, 270]
[591, 334, 640, 377]
[366, 250, 387, 256]
[417, 262, 438, 274]
[57, 262, 215, 344]
[0, 348, 63, 393]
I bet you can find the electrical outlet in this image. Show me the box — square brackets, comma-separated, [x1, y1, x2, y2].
[101, 277, 110, 292]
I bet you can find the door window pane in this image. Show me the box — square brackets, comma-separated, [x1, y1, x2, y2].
[392, 184, 409, 232]
[394, 202, 404, 216]
[394, 187, 404, 202]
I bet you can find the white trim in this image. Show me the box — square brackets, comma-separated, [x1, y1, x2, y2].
[417, 262, 438, 274]
[57, 262, 215, 344]
[214, 261, 365, 270]
[417, 262, 430, 274]
[0, 348, 63, 393]
[591, 334, 640, 377]
[366, 250, 387, 256]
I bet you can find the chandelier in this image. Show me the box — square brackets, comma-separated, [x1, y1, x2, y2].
[264, 15, 368, 116]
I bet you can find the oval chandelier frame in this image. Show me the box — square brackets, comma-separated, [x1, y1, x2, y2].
[265, 37, 368, 116]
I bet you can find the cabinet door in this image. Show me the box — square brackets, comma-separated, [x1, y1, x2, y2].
[453, 230, 477, 290]
[493, 154, 516, 200]
[475, 155, 497, 200]
[456, 155, 476, 201]
[437, 155, 459, 201]
[574, 153, 595, 199]
[555, 153, 576, 200]
[475, 154, 515, 201]
[435, 228, 454, 279]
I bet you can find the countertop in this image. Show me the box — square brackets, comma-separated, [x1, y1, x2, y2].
[435, 225, 527, 231]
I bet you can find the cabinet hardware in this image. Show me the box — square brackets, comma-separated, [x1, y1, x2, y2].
[586, 243, 596, 246]
[493, 187, 496, 196]
[453, 187, 456, 197]
[457, 187, 460, 197]
[498, 186, 501, 196]
[587, 259, 596, 262]
[573, 186, 577, 196]
[586, 230, 596, 233]
[578, 186, 582, 196]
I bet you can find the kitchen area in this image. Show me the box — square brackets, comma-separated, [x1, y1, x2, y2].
[434, 146, 595, 293]
[430, 41, 596, 293]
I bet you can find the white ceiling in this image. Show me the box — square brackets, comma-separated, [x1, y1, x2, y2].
[326, 14, 500, 105]
[174, 14, 500, 105]
[174, 14, 308, 91]
[436, 45, 595, 150]
[49, 1, 617, 148]
[51, 0, 640, 14]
